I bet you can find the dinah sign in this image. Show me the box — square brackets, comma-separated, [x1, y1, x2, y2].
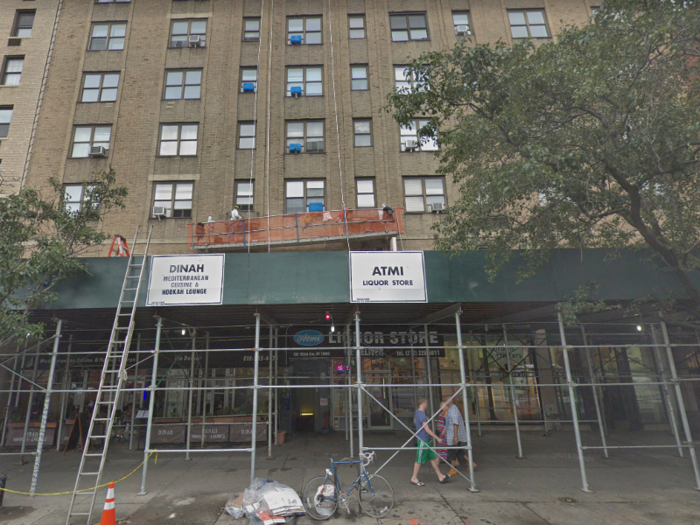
[147, 254, 225, 306]
[349, 251, 427, 303]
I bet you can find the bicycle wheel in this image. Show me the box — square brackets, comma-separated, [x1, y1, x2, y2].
[302, 476, 339, 520]
[358, 474, 394, 519]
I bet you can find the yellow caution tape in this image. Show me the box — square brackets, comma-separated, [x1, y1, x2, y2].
[0, 450, 158, 497]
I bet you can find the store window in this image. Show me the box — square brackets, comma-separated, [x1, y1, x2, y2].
[285, 180, 325, 213]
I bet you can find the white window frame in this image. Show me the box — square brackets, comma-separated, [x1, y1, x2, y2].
[159, 123, 199, 157]
[287, 17, 322, 45]
[81, 72, 120, 103]
[235, 181, 254, 210]
[89, 22, 126, 51]
[286, 66, 323, 97]
[356, 179, 376, 208]
[71, 125, 111, 158]
[404, 177, 446, 213]
[153, 182, 194, 219]
[285, 180, 325, 213]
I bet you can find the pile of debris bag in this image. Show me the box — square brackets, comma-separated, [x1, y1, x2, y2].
[225, 478, 306, 525]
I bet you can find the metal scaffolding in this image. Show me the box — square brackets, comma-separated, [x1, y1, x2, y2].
[1, 308, 699, 511]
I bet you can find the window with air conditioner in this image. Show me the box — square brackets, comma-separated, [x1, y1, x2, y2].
[89, 23, 126, 51]
[238, 122, 256, 149]
[452, 12, 471, 36]
[164, 69, 202, 100]
[244, 18, 260, 40]
[348, 16, 366, 39]
[404, 177, 445, 213]
[1, 57, 24, 86]
[170, 19, 207, 48]
[286, 121, 324, 153]
[159, 124, 198, 156]
[12, 10, 35, 38]
[71, 125, 111, 158]
[356, 179, 375, 208]
[285, 180, 325, 213]
[81, 72, 120, 102]
[153, 182, 193, 218]
[0, 107, 13, 139]
[286, 67, 322, 97]
[240, 68, 258, 92]
[287, 17, 322, 45]
[394, 66, 426, 93]
[400, 119, 437, 152]
[508, 10, 550, 39]
[390, 13, 428, 42]
[351, 65, 368, 91]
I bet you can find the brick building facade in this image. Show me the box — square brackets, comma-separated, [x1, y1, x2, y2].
[16, 0, 597, 254]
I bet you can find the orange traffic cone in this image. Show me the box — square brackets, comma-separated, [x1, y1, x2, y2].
[99, 481, 117, 525]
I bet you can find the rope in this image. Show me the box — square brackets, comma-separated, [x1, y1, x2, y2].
[327, 0, 351, 251]
[265, 0, 274, 253]
[0, 450, 158, 497]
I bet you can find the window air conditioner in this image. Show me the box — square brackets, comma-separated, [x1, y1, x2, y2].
[152, 205, 167, 218]
[188, 35, 204, 47]
[242, 82, 256, 93]
[289, 35, 303, 45]
[89, 146, 108, 158]
[290, 86, 302, 98]
[289, 143, 302, 154]
[429, 202, 445, 213]
[455, 25, 470, 36]
[403, 139, 418, 152]
[306, 141, 324, 153]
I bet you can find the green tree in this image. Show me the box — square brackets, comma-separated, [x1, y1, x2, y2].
[0, 170, 127, 346]
[387, 0, 700, 312]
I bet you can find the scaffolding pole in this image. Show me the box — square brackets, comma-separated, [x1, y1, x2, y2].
[19, 339, 42, 464]
[579, 325, 609, 458]
[659, 320, 700, 490]
[129, 334, 141, 451]
[503, 325, 524, 459]
[267, 325, 274, 460]
[558, 314, 593, 493]
[249, 313, 261, 485]
[456, 312, 479, 492]
[185, 331, 196, 461]
[56, 334, 72, 452]
[139, 317, 162, 496]
[1, 345, 20, 447]
[355, 312, 364, 457]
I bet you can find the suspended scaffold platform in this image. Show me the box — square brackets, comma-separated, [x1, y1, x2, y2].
[188, 207, 405, 251]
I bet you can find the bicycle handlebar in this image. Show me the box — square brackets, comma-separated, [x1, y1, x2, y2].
[359, 451, 376, 466]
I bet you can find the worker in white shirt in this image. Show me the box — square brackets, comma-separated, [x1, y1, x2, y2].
[231, 206, 242, 220]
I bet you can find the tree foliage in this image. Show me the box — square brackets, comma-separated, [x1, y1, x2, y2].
[388, 0, 700, 311]
[0, 170, 127, 346]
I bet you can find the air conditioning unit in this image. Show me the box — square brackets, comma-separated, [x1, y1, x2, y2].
[188, 35, 205, 47]
[455, 25, 470, 36]
[429, 202, 445, 213]
[89, 146, 108, 158]
[152, 205, 168, 218]
[290, 86, 302, 98]
[289, 35, 302, 45]
[403, 139, 418, 152]
[306, 141, 324, 153]
[242, 82, 256, 93]
[289, 143, 302, 154]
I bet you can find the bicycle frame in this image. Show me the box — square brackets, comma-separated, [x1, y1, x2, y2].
[320, 459, 377, 503]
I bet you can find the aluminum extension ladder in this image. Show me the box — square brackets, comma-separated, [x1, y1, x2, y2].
[66, 226, 153, 525]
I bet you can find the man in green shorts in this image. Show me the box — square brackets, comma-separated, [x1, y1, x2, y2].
[411, 397, 449, 486]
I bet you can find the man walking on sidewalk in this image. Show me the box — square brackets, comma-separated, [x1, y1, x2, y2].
[411, 397, 449, 486]
[444, 395, 475, 477]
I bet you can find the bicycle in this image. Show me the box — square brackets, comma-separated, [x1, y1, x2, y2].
[302, 451, 395, 520]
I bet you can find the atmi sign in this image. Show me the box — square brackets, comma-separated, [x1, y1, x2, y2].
[349, 251, 427, 303]
[147, 254, 225, 306]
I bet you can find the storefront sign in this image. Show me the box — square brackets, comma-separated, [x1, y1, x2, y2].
[349, 251, 427, 303]
[6, 427, 56, 447]
[190, 424, 229, 443]
[151, 424, 186, 444]
[147, 254, 225, 306]
[293, 330, 325, 346]
[229, 422, 267, 443]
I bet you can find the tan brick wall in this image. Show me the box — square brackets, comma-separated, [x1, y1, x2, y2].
[24, 0, 599, 255]
[0, 0, 60, 196]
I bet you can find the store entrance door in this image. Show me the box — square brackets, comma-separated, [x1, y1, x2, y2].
[366, 372, 392, 429]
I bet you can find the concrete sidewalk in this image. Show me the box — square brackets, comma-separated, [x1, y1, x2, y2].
[0, 428, 699, 525]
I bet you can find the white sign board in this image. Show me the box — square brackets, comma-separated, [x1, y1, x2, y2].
[146, 254, 225, 306]
[349, 251, 427, 303]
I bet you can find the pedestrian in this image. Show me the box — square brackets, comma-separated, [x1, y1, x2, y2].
[436, 401, 449, 464]
[444, 395, 476, 474]
[410, 397, 449, 486]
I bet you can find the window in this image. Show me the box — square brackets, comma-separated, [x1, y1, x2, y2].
[400, 119, 437, 151]
[159, 124, 198, 156]
[394, 66, 424, 93]
[170, 19, 207, 48]
[390, 13, 428, 41]
[81, 72, 120, 102]
[71, 126, 111, 157]
[240, 68, 258, 92]
[286, 67, 322, 97]
[89, 23, 126, 51]
[285, 180, 325, 213]
[404, 177, 445, 213]
[508, 10, 549, 39]
[63, 184, 99, 214]
[235, 181, 254, 210]
[351, 65, 368, 91]
[238, 122, 255, 149]
[0, 107, 13, 139]
[452, 12, 471, 36]
[288, 17, 322, 45]
[286, 121, 324, 153]
[164, 70, 202, 100]
[348, 16, 365, 39]
[1, 58, 24, 86]
[244, 18, 260, 40]
[12, 10, 35, 38]
[356, 179, 375, 208]
[354, 120, 372, 147]
[153, 182, 193, 218]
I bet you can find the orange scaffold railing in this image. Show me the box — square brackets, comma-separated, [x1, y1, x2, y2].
[187, 207, 404, 250]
